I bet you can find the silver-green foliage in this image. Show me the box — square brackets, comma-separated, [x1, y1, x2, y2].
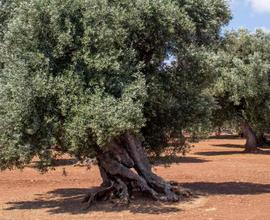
[213, 29, 270, 132]
[0, 0, 230, 170]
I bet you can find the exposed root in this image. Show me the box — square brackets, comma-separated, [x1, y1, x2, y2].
[82, 181, 114, 209]
[169, 181, 193, 197]
[113, 178, 130, 207]
[82, 181, 193, 209]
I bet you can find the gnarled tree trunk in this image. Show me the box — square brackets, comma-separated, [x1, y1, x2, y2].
[241, 123, 258, 152]
[82, 132, 191, 208]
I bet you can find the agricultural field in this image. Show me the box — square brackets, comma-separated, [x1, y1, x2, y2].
[1, 1, 270, 220]
[1, 137, 270, 220]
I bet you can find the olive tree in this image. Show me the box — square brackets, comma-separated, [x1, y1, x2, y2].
[0, 0, 230, 205]
[212, 29, 270, 152]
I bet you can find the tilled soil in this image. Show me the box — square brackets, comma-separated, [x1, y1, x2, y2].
[0, 137, 270, 220]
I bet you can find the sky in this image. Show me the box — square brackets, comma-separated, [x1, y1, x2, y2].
[164, 0, 270, 64]
[227, 0, 270, 32]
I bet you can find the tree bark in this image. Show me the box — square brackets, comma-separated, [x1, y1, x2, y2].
[82, 132, 191, 208]
[241, 123, 258, 152]
[257, 132, 266, 146]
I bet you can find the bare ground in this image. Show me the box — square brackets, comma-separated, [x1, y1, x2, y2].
[1, 137, 270, 220]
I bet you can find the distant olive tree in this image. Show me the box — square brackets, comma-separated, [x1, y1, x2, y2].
[212, 29, 270, 152]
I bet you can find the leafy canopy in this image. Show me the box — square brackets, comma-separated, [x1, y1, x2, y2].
[212, 29, 270, 132]
[0, 0, 230, 171]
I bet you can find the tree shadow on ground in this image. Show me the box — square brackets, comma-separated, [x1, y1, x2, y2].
[51, 159, 77, 166]
[196, 151, 243, 156]
[213, 144, 244, 149]
[208, 135, 241, 140]
[5, 181, 270, 215]
[5, 188, 183, 215]
[27, 159, 78, 169]
[182, 181, 270, 195]
[196, 149, 270, 156]
[151, 156, 210, 166]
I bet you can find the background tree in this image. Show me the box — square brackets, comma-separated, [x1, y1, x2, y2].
[212, 29, 270, 152]
[0, 0, 230, 206]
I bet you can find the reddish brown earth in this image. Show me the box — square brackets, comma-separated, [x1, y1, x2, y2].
[1, 137, 270, 220]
